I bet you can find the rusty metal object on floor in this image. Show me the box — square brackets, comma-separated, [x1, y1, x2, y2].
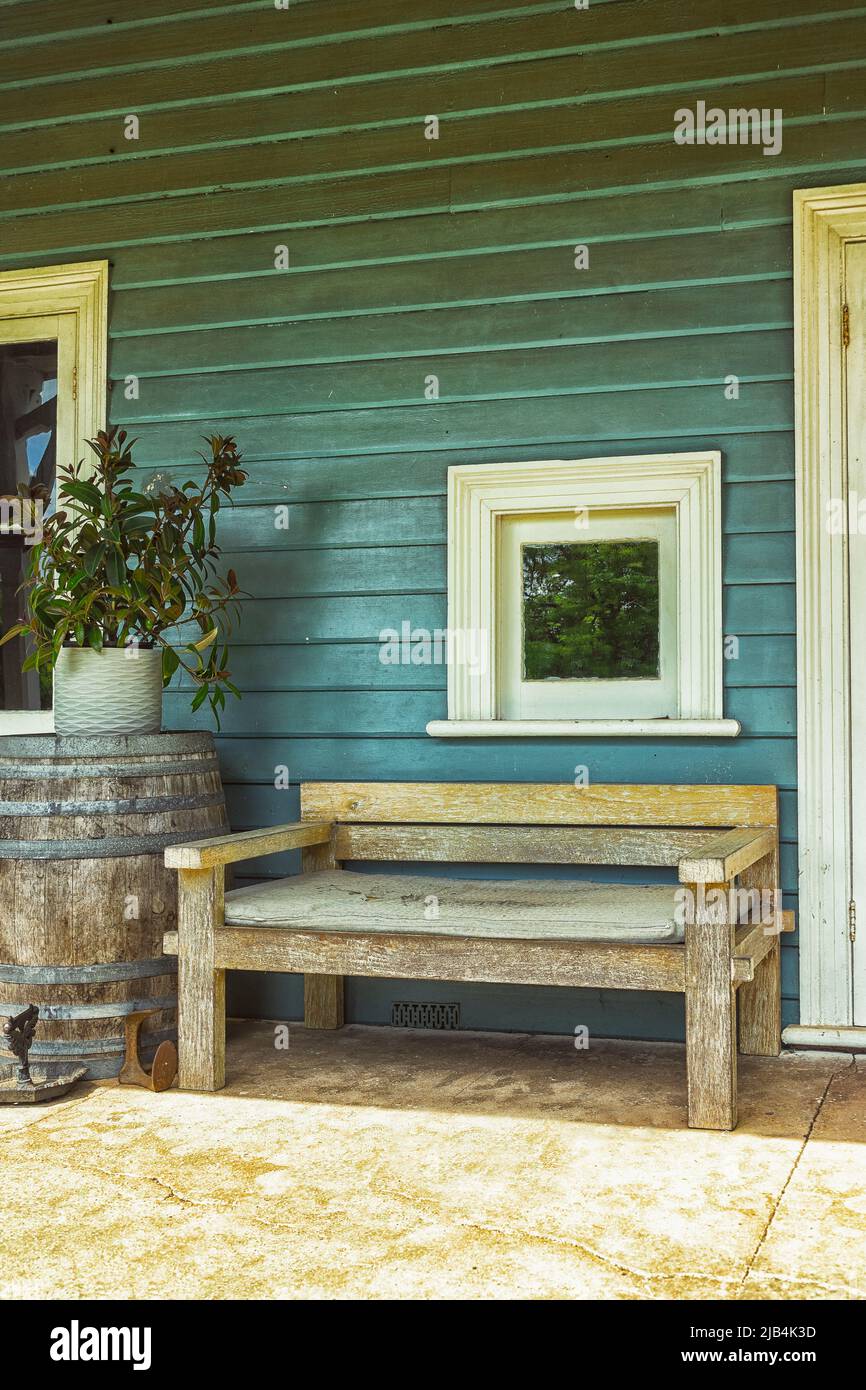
[119, 1010, 178, 1092]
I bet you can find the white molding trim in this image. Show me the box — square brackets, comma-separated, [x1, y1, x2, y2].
[783, 1025, 866, 1051]
[793, 184, 866, 1029]
[427, 718, 741, 738]
[0, 260, 109, 734]
[0, 260, 109, 467]
[439, 452, 724, 734]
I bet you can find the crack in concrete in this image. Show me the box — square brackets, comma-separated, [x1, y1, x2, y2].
[738, 1056, 857, 1289]
[39, 1153, 217, 1215]
[743, 1266, 866, 1300]
[417, 1198, 866, 1300]
[62, 1159, 185, 1203]
[146, 1174, 201, 1209]
[369, 1178, 750, 1297]
[79, 1160, 322, 1240]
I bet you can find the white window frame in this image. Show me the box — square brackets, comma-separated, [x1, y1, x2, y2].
[0, 261, 109, 733]
[427, 451, 738, 738]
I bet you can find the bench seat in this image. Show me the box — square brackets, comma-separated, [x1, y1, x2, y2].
[224, 869, 686, 943]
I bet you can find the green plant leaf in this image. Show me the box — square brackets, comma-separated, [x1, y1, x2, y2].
[122, 513, 156, 533]
[83, 542, 107, 576]
[106, 549, 125, 588]
[62, 479, 102, 511]
[161, 646, 180, 685]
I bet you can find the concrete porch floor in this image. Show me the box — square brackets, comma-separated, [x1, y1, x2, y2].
[1, 1021, 864, 1300]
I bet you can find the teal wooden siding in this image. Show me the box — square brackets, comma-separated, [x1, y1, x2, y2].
[3, 0, 865, 1038]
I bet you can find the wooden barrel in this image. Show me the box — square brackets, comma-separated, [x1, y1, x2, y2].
[0, 733, 228, 1078]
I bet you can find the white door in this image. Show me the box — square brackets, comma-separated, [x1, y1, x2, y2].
[0, 312, 76, 733]
[846, 240, 866, 1023]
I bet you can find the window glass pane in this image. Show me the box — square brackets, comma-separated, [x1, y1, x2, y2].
[522, 540, 660, 681]
[0, 338, 57, 712]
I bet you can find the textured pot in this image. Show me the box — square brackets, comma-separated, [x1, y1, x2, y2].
[54, 646, 164, 736]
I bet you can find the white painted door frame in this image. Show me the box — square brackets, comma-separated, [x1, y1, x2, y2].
[0, 261, 108, 734]
[788, 183, 866, 1046]
[847, 240, 866, 1029]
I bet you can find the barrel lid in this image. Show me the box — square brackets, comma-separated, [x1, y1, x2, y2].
[0, 732, 216, 755]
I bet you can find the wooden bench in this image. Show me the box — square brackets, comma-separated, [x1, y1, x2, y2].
[163, 781, 791, 1130]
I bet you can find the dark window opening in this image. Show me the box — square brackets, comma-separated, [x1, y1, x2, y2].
[0, 339, 58, 712]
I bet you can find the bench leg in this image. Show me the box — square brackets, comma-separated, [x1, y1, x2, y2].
[684, 884, 737, 1131]
[739, 935, 782, 1056]
[304, 974, 344, 1029]
[738, 847, 782, 1057]
[177, 866, 226, 1091]
[301, 832, 344, 1028]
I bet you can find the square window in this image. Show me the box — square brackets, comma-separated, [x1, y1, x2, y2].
[431, 452, 735, 737]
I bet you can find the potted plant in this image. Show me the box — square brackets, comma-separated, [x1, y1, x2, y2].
[1, 427, 247, 735]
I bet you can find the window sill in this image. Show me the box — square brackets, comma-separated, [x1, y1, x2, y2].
[0, 712, 54, 734]
[426, 718, 741, 738]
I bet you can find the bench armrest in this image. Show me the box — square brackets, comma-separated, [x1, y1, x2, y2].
[165, 820, 333, 870]
[678, 827, 776, 883]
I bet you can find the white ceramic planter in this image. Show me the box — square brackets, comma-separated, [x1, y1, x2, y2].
[54, 646, 164, 736]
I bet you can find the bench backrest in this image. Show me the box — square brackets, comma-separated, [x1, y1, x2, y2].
[300, 783, 778, 868]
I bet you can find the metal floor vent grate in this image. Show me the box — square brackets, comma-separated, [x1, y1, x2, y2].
[391, 1002, 460, 1030]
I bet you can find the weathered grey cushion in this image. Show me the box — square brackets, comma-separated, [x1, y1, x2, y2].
[224, 869, 684, 943]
